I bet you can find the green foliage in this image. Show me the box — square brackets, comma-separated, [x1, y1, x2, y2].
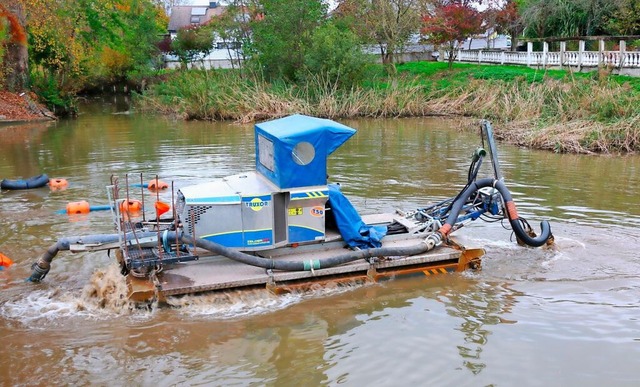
[605, 0, 640, 35]
[518, 0, 638, 37]
[0, 18, 7, 69]
[25, 0, 167, 100]
[171, 24, 215, 69]
[247, 0, 327, 81]
[29, 69, 77, 116]
[299, 23, 369, 90]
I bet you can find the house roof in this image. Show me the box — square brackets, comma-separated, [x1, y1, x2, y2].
[168, 5, 226, 32]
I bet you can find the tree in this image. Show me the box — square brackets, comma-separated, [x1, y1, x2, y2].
[248, 0, 327, 81]
[0, 1, 28, 92]
[207, 0, 261, 71]
[494, 0, 524, 51]
[421, 1, 483, 68]
[152, 0, 188, 16]
[19, 0, 166, 113]
[519, 0, 618, 38]
[335, 0, 423, 73]
[607, 0, 640, 35]
[171, 24, 215, 69]
[301, 23, 369, 89]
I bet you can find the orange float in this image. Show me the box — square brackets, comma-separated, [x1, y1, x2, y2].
[49, 178, 69, 190]
[0, 252, 13, 268]
[148, 178, 169, 191]
[155, 201, 171, 217]
[66, 200, 91, 214]
[120, 199, 143, 214]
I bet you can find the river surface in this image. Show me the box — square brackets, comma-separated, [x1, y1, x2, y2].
[1, 97, 640, 386]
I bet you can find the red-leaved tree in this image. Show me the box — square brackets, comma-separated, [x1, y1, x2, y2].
[495, 0, 524, 52]
[421, 1, 483, 68]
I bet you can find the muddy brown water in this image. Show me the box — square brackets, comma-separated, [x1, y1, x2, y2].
[1, 97, 639, 385]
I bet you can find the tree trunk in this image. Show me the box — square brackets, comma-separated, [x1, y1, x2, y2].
[1, 1, 29, 92]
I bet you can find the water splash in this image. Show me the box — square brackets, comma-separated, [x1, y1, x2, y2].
[1, 264, 143, 325]
[164, 279, 370, 319]
[1, 262, 371, 324]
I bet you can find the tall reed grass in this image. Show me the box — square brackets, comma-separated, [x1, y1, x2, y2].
[137, 63, 640, 153]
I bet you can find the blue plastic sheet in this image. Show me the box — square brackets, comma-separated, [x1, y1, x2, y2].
[328, 184, 387, 249]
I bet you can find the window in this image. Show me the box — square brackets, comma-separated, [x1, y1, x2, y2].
[191, 7, 207, 16]
[216, 42, 241, 50]
[258, 135, 275, 172]
[292, 142, 315, 166]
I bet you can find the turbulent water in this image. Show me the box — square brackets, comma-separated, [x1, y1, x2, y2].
[1, 97, 639, 385]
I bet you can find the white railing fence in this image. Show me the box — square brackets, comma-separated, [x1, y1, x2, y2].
[447, 38, 640, 76]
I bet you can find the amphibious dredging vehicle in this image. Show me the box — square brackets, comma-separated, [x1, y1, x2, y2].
[28, 115, 552, 302]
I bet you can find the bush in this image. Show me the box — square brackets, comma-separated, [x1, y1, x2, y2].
[29, 69, 77, 116]
[298, 23, 370, 90]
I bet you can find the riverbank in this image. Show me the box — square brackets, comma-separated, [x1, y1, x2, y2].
[136, 62, 640, 154]
[0, 91, 56, 122]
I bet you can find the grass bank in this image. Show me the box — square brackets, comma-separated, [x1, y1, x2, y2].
[137, 62, 640, 154]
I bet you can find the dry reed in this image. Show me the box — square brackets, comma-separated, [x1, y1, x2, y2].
[137, 67, 640, 153]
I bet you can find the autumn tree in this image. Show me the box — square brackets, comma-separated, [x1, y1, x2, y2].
[421, 1, 483, 68]
[493, 0, 524, 51]
[0, 1, 28, 92]
[20, 0, 166, 113]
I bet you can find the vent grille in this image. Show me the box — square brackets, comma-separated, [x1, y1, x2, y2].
[186, 205, 213, 235]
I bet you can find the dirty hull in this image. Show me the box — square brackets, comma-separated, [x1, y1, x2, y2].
[127, 234, 483, 302]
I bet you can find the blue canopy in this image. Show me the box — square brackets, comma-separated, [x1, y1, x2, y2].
[255, 114, 356, 189]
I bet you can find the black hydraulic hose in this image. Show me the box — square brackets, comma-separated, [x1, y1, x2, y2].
[28, 232, 158, 282]
[438, 178, 552, 247]
[180, 233, 441, 271]
[27, 230, 443, 282]
[444, 149, 485, 216]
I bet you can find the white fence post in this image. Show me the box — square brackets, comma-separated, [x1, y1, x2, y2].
[543, 41, 549, 67]
[578, 40, 585, 69]
[620, 40, 626, 68]
[560, 41, 566, 68]
[527, 41, 533, 66]
[599, 39, 605, 67]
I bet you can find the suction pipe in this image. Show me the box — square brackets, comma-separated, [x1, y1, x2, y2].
[28, 232, 158, 282]
[438, 177, 552, 247]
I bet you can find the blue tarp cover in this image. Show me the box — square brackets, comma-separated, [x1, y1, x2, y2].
[328, 184, 387, 249]
[255, 114, 356, 189]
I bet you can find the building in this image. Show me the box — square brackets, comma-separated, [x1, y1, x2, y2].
[166, 2, 243, 69]
[168, 2, 226, 38]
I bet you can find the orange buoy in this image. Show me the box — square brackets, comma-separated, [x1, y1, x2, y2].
[49, 178, 69, 190]
[120, 199, 143, 214]
[148, 178, 169, 191]
[155, 201, 171, 217]
[0, 252, 13, 268]
[66, 200, 91, 214]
